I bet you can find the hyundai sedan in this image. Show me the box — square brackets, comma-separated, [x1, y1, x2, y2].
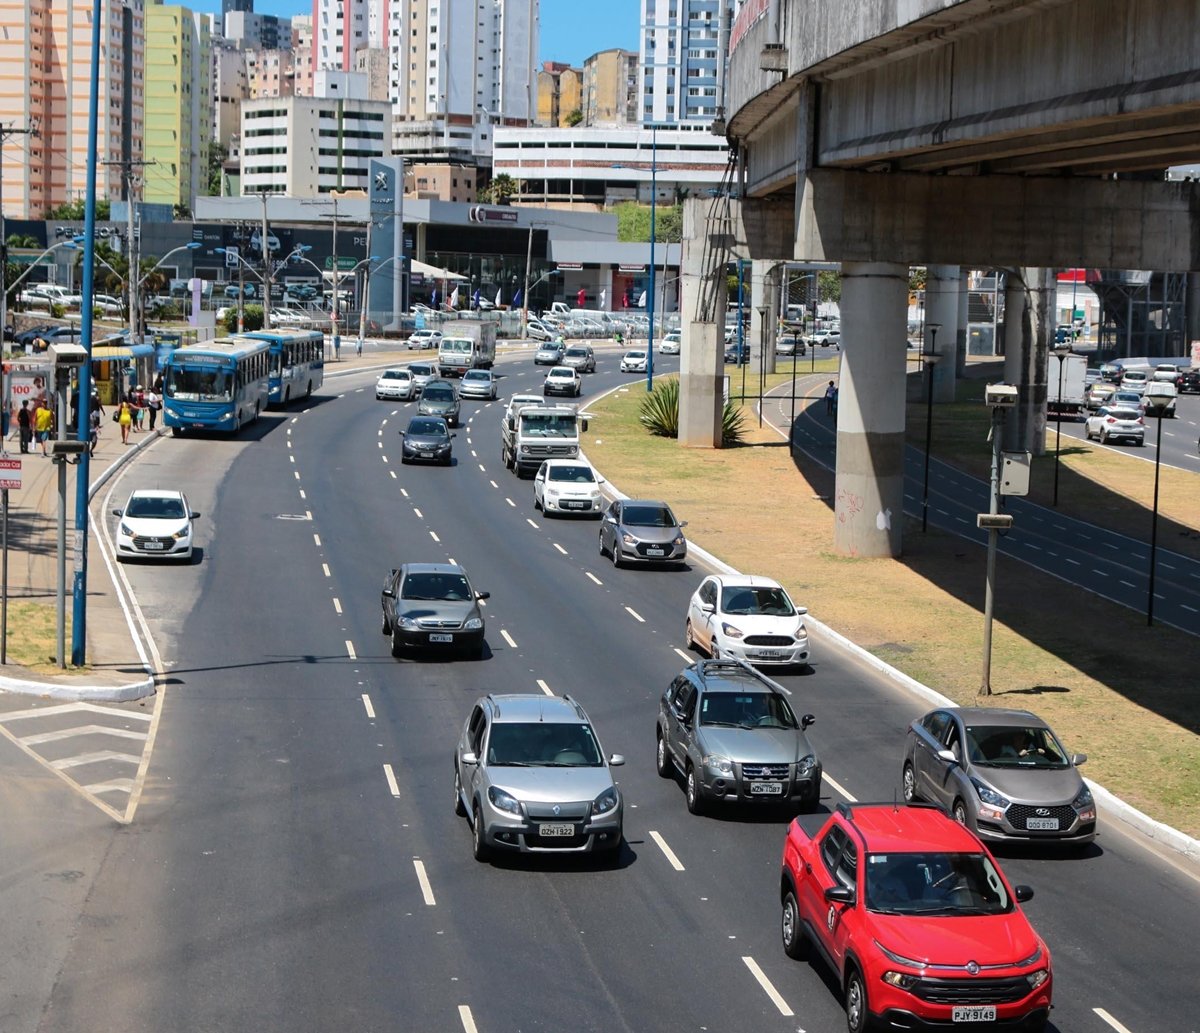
[112, 489, 200, 562]
[458, 368, 499, 400]
[619, 349, 648, 373]
[534, 342, 565, 365]
[599, 499, 687, 567]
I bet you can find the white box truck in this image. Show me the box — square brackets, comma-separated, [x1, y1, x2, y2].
[1046, 353, 1088, 417]
[437, 322, 496, 377]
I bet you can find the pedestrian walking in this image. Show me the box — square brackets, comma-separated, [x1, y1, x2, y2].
[133, 385, 147, 432]
[16, 400, 31, 453]
[117, 397, 135, 445]
[34, 400, 54, 455]
[89, 406, 101, 456]
[145, 386, 161, 430]
[824, 380, 836, 416]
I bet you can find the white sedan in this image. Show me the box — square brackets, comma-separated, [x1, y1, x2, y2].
[376, 368, 417, 400]
[660, 332, 682, 354]
[543, 365, 582, 397]
[533, 460, 606, 517]
[112, 489, 199, 563]
[685, 573, 811, 668]
[408, 329, 442, 351]
[620, 349, 648, 373]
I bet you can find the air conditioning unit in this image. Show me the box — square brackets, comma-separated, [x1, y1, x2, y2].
[760, 42, 787, 73]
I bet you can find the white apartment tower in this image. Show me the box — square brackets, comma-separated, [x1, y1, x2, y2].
[640, 0, 730, 129]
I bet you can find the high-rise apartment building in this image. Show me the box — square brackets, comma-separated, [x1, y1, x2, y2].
[535, 62, 581, 128]
[291, 13, 314, 95]
[640, 0, 730, 129]
[246, 48, 296, 98]
[582, 49, 637, 127]
[0, 0, 144, 218]
[143, 2, 212, 208]
[225, 9, 290, 50]
[212, 39, 249, 150]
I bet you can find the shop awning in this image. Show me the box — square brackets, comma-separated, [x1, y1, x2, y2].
[91, 343, 156, 361]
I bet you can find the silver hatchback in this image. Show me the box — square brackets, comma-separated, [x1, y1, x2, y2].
[454, 694, 625, 861]
[901, 706, 1096, 846]
[598, 498, 687, 567]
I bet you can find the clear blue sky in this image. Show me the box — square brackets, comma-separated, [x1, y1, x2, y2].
[191, 0, 641, 67]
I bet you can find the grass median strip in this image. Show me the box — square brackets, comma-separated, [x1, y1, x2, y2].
[586, 363, 1200, 837]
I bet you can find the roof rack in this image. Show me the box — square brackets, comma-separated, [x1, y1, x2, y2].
[696, 657, 791, 695]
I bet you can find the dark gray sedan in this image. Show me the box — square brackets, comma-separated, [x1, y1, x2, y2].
[902, 706, 1096, 846]
[598, 499, 688, 568]
[417, 379, 461, 426]
[400, 416, 454, 465]
[381, 562, 489, 659]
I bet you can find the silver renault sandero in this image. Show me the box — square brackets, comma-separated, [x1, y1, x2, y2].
[454, 694, 625, 862]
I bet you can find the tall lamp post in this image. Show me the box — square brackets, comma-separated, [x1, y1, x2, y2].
[1147, 408, 1164, 627]
[1050, 342, 1073, 506]
[921, 323, 941, 533]
[646, 126, 657, 391]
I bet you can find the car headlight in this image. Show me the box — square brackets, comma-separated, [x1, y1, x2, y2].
[487, 786, 522, 816]
[1026, 968, 1050, 990]
[398, 616, 420, 630]
[463, 617, 483, 630]
[971, 777, 1010, 820]
[672, 534, 686, 546]
[119, 523, 135, 537]
[720, 622, 744, 639]
[796, 755, 816, 777]
[882, 971, 920, 990]
[218, 412, 233, 422]
[592, 786, 619, 816]
[703, 754, 733, 775]
[172, 526, 190, 540]
[620, 532, 639, 545]
[793, 623, 807, 640]
[547, 488, 560, 497]
[1072, 784, 1096, 820]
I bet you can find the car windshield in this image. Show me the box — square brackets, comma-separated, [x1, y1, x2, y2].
[623, 505, 676, 527]
[520, 413, 576, 437]
[463, 371, 488, 382]
[626, 351, 646, 360]
[548, 465, 595, 483]
[699, 691, 797, 729]
[166, 366, 233, 402]
[486, 722, 603, 767]
[422, 387, 455, 402]
[381, 370, 409, 381]
[407, 419, 446, 436]
[965, 724, 1071, 768]
[125, 496, 186, 519]
[866, 852, 1012, 915]
[401, 571, 472, 601]
[720, 586, 795, 616]
[550, 369, 574, 378]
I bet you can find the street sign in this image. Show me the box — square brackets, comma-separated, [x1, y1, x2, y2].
[0, 458, 23, 490]
[225, 246, 239, 268]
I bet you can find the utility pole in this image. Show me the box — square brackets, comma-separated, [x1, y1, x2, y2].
[1, 121, 40, 350]
[258, 192, 272, 330]
[101, 158, 153, 346]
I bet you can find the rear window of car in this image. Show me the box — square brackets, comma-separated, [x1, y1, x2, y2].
[410, 364, 432, 375]
[565, 347, 587, 357]
[1109, 408, 1141, 420]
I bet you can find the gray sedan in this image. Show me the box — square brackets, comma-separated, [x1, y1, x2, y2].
[598, 499, 688, 568]
[381, 562, 488, 659]
[901, 706, 1096, 846]
[534, 342, 565, 365]
[458, 368, 498, 400]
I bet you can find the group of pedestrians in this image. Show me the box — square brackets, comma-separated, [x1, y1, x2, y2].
[113, 382, 162, 445]
[12, 398, 57, 456]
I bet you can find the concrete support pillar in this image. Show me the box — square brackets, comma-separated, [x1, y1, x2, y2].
[1186, 272, 1200, 349]
[834, 262, 909, 557]
[925, 265, 960, 402]
[678, 204, 727, 448]
[1002, 268, 1054, 457]
[750, 260, 779, 375]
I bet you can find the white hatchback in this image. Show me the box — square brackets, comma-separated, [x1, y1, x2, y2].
[620, 349, 648, 373]
[533, 459, 605, 517]
[685, 574, 811, 668]
[376, 368, 417, 400]
[660, 332, 682, 355]
[112, 489, 199, 562]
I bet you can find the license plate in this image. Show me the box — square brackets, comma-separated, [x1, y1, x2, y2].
[428, 633, 454, 643]
[645, 548, 665, 556]
[564, 501, 587, 509]
[538, 823, 574, 837]
[755, 650, 785, 658]
[952, 1006, 996, 1022]
[1026, 817, 1060, 830]
[750, 782, 783, 795]
[141, 541, 165, 551]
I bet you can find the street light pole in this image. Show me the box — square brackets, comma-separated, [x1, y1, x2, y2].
[922, 323, 941, 533]
[1051, 343, 1072, 506]
[646, 125, 656, 391]
[1147, 409, 1164, 626]
[258, 192, 272, 331]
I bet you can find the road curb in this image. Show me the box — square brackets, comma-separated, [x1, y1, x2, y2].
[0, 429, 164, 702]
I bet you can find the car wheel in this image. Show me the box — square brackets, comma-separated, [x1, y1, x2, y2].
[952, 798, 970, 828]
[781, 890, 808, 960]
[1100, 431, 1108, 444]
[472, 805, 490, 862]
[534, 493, 542, 511]
[845, 965, 871, 1033]
[685, 619, 697, 652]
[685, 765, 704, 815]
[171, 426, 182, 438]
[390, 626, 404, 659]
[655, 731, 672, 778]
[381, 610, 391, 636]
[454, 767, 467, 816]
[598, 532, 609, 558]
[902, 761, 920, 803]
[611, 544, 622, 568]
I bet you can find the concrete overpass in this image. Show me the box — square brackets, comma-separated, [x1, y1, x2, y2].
[679, 0, 1200, 556]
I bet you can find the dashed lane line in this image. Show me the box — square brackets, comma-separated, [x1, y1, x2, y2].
[526, 518, 538, 529]
[346, 640, 357, 660]
[506, 498, 516, 507]
[430, 531, 441, 543]
[553, 543, 567, 555]
[383, 764, 400, 797]
[323, 563, 331, 577]
[824, 774, 857, 802]
[333, 598, 343, 614]
[536, 679, 554, 696]
[414, 508, 424, 519]
[741, 956, 794, 1018]
[459, 1005, 479, 1033]
[362, 694, 375, 719]
[625, 606, 645, 623]
[413, 859, 436, 906]
[1094, 1008, 1135, 1033]
[313, 533, 322, 547]
[649, 830, 685, 871]
[500, 629, 518, 649]
[586, 572, 603, 585]
[673, 648, 692, 663]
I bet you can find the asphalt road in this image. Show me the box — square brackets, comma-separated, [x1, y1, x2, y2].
[2, 348, 1198, 1033]
[1055, 391, 1200, 472]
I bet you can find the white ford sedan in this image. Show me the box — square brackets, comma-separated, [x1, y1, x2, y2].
[112, 489, 199, 562]
[376, 368, 417, 400]
[685, 574, 811, 668]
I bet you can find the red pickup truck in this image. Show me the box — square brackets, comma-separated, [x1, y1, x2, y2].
[780, 802, 1052, 1032]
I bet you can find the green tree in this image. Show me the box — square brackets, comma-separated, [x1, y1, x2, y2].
[565, 109, 583, 127]
[225, 304, 263, 332]
[817, 270, 841, 304]
[43, 199, 110, 220]
[206, 143, 229, 197]
[4, 233, 40, 312]
[173, 203, 192, 220]
[615, 201, 683, 243]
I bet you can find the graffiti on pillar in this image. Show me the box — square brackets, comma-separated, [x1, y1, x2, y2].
[876, 508, 892, 531]
[836, 489, 864, 524]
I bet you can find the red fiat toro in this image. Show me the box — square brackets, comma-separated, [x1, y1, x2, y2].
[780, 802, 1052, 1032]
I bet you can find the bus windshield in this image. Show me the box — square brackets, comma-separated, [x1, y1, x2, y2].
[167, 366, 234, 402]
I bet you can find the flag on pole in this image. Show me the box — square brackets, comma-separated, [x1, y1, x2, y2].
[495, 287, 502, 308]
[430, 288, 439, 308]
[512, 289, 523, 308]
[449, 286, 459, 308]
[472, 288, 481, 309]
[637, 290, 647, 308]
[599, 288, 606, 309]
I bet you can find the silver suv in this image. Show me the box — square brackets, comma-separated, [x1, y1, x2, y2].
[656, 658, 821, 815]
[454, 694, 625, 861]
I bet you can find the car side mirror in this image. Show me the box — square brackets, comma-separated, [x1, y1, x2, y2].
[581, 419, 589, 432]
[1014, 885, 1034, 903]
[679, 520, 688, 528]
[801, 713, 816, 729]
[609, 754, 625, 766]
[824, 885, 856, 906]
[450, 433, 457, 439]
[936, 748, 958, 764]
[111, 508, 123, 517]
[382, 588, 395, 598]
[475, 591, 490, 601]
[796, 606, 809, 616]
[701, 603, 715, 614]
[190, 511, 201, 519]
[461, 751, 478, 766]
[596, 475, 605, 484]
[1071, 753, 1087, 766]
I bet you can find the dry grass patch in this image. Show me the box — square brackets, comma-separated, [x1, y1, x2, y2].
[2, 601, 88, 674]
[585, 374, 1200, 837]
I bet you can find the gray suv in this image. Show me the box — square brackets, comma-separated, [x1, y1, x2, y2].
[455, 694, 625, 861]
[656, 658, 820, 815]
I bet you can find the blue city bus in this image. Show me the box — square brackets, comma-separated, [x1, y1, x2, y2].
[244, 328, 326, 406]
[162, 337, 271, 436]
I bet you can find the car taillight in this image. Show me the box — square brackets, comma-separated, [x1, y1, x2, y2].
[1106, 417, 1116, 423]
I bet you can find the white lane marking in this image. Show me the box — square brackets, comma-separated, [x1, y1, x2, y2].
[741, 956, 794, 1017]
[414, 508, 423, 519]
[430, 530, 441, 543]
[378, 441, 383, 448]
[361, 694, 375, 719]
[1065, 558, 1081, 565]
[346, 640, 357, 660]
[824, 774, 857, 802]
[448, 557, 457, 566]
[537, 679, 554, 697]
[287, 427, 292, 435]
[1160, 562, 1175, 570]
[378, 427, 383, 436]
[313, 534, 322, 547]
[1093, 569, 1106, 576]
[553, 543, 567, 555]
[401, 488, 409, 498]
[1094, 1008, 1135, 1033]
[290, 417, 299, 423]
[1119, 580, 1135, 588]
[333, 598, 343, 614]
[322, 563, 331, 577]
[649, 830, 685, 871]
[625, 606, 645, 623]
[299, 489, 306, 499]
[673, 647, 692, 662]
[383, 764, 400, 797]
[526, 518, 538, 529]
[390, 471, 397, 479]
[294, 471, 300, 480]
[289, 454, 295, 463]
[490, 479, 499, 489]
[459, 1005, 478, 1033]
[500, 629, 517, 649]
[305, 511, 312, 521]
[471, 450, 477, 458]
[586, 572, 603, 585]
[479, 464, 487, 473]
[1026, 543, 1041, 551]
[1183, 604, 1198, 613]
[413, 859, 436, 906]
[381, 419, 387, 428]
[381, 456, 388, 463]
[505, 497, 516, 507]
